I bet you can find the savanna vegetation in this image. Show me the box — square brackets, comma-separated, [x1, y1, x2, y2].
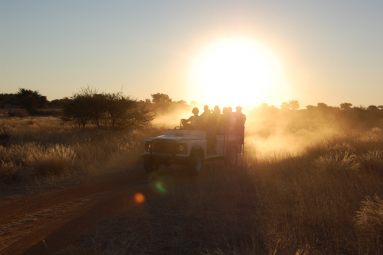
[0, 116, 165, 191]
[60, 125, 383, 255]
[1, 88, 383, 254]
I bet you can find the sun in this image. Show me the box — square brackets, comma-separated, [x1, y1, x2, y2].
[190, 37, 284, 108]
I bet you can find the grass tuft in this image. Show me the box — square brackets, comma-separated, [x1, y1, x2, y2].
[355, 195, 383, 252]
[0, 162, 23, 184]
[359, 149, 383, 175]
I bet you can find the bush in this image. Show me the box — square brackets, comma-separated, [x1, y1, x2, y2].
[61, 87, 155, 130]
[359, 149, 383, 175]
[355, 195, 383, 252]
[0, 122, 14, 147]
[31, 145, 76, 176]
[32, 156, 72, 176]
[312, 143, 360, 174]
[6, 110, 28, 117]
[0, 162, 23, 184]
[16, 88, 48, 114]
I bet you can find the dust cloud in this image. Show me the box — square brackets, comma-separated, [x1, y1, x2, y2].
[152, 108, 192, 128]
[151, 104, 383, 160]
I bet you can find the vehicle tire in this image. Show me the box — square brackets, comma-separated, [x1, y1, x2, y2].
[187, 151, 203, 175]
[143, 158, 159, 173]
[225, 146, 238, 166]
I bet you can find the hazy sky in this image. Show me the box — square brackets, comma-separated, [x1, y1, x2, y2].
[1, 1, 382, 108]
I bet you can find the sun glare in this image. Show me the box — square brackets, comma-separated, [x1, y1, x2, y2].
[190, 37, 284, 107]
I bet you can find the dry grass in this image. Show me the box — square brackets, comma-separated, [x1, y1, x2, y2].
[0, 116, 165, 193]
[2, 115, 383, 254]
[355, 195, 383, 253]
[67, 128, 383, 255]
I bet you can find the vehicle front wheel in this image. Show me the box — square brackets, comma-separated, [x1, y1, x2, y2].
[143, 158, 160, 173]
[187, 151, 203, 175]
[225, 146, 238, 166]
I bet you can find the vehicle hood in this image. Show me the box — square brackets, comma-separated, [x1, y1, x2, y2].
[152, 129, 206, 141]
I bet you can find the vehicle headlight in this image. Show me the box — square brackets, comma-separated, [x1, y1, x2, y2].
[176, 143, 187, 154]
[144, 141, 152, 152]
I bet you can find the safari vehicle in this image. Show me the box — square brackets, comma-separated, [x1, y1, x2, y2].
[142, 119, 244, 175]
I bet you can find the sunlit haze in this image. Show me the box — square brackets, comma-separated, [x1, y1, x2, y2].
[190, 37, 287, 107]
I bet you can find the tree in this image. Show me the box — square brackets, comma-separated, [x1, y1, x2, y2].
[60, 87, 96, 128]
[258, 103, 269, 111]
[151, 93, 173, 113]
[289, 100, 300, 110]
[367, 105, 379, 111]
[47, 98, 66, 109]
[61, 87, 155, 129]
[105, 92, 138, 129]
[16, 88, 47, 114]
[340, 103, 353, 110]
[151, 93, 171, 105]
[174, 100, 187, 106]
[317, 102, 328, 109]
[280, 102, 290, 110]
[306, 105, 315, 110]
[269, 105, 278, 110]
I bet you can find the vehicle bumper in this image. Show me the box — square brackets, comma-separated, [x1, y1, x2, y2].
[141, 154, 188, 165]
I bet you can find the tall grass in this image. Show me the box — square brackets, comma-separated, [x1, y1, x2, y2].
[72, 128, 383, 254]
[0, 116, 165, 186]
[3, 116, 383, 253]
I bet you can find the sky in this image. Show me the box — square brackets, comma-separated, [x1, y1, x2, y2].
[1, 0, 383, 108]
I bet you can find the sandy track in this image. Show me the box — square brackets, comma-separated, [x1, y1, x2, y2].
[0, 173, 148, 226]
[0, 170, 195, 255]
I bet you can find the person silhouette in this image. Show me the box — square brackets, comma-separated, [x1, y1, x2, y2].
[185, 107, 200, 129]
[234, 106, 246, 144]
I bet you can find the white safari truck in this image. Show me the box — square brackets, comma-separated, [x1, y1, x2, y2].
[142, 119, 244, 175]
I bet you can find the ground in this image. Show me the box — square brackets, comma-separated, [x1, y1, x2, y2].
[0, 165, 208, 255]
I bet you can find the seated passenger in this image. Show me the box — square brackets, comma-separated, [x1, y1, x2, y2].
[217, 107, 228, 134]
[200, 105, 211, 122]
[209, 105, 221, 134]
[227, 107, 236, 133]
[185, 107, 201, 129]
[209, 105, 221, 123]
[234, 106, 246, 143]
[197, 105, 210, 130]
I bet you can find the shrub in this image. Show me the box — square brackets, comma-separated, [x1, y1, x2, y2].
[32, 156, 72, 176]
[16, 88, 47, 114]
[0, 122, 14, 147]
[359, 149, 383, 175]
[355, 195, 383, 252]
[6, 110, 28, 117]
[61, 87, 155, 130]
[0, 162, 23, 184]
[31, 145, 76, 176]
[313, 151, 359, 174]
[312, 143, 360, 174]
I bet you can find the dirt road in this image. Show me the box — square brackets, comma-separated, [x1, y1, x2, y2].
[0, 169, 196, 255]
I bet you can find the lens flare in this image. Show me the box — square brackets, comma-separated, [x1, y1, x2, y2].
[156, 182, 167, 193]
[134, 192, 146, 203]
